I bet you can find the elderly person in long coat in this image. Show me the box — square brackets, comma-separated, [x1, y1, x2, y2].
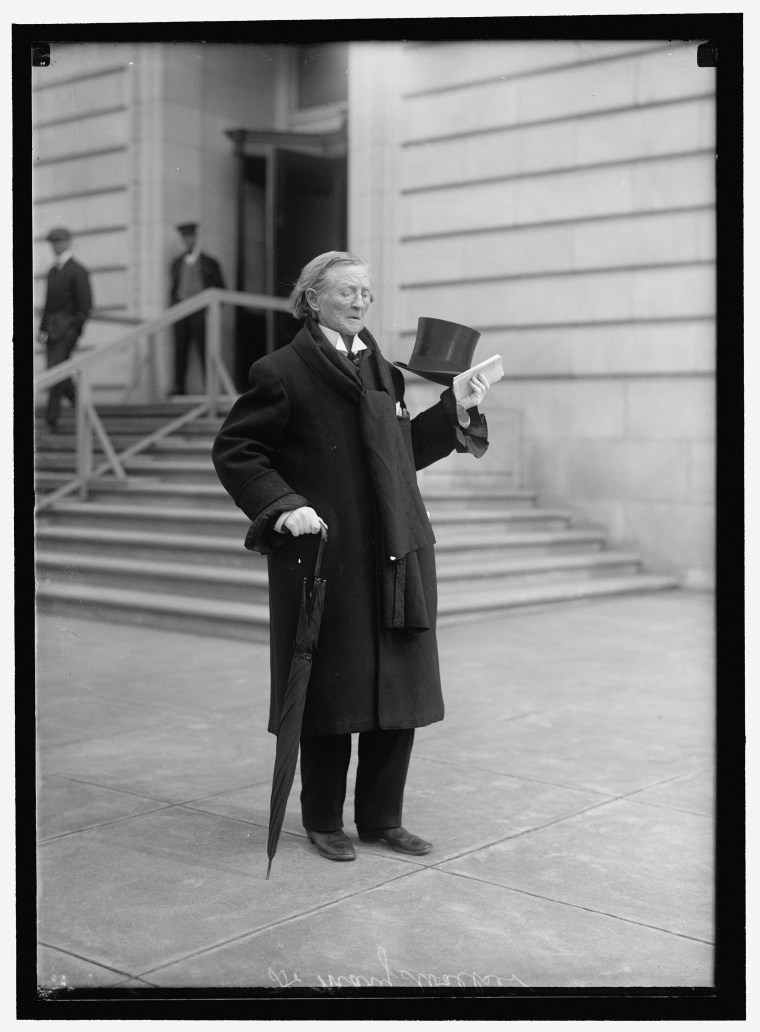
[212, 251, 491, 863]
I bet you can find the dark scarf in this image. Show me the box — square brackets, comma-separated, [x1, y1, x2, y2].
[292, 321, 436, 632]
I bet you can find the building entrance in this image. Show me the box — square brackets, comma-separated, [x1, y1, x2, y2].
[228, 128, 347, 389]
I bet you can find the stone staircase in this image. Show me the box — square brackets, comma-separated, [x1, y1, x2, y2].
[34, 403, 679, 639]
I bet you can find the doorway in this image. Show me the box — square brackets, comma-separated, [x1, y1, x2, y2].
[233, 143, 347, 387]
[273, 149, 347, 351]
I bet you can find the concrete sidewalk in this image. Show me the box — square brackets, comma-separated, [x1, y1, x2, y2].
[35, 590, 715, 991]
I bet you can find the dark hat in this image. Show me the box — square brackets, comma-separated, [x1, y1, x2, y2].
[394, 317, 481, 386]
[176, 222, 198, 234]
[46, 227, 71, 242]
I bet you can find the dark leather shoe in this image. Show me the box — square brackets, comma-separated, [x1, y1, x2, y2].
[357, 826, 432, 855]
[306, 829, 356, 862]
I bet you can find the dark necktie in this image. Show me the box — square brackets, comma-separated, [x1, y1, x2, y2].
[341, 338, 359, 369]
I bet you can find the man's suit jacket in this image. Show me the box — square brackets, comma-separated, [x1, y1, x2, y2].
[40, 257, 92, 343]
[170, 251, 225, 305]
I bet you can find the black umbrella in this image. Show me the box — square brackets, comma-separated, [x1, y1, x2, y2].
[266, 526, 328, 879]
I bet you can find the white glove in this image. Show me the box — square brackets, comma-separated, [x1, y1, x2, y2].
[278, 506, 327, 536]
[456, 372, 491, 411]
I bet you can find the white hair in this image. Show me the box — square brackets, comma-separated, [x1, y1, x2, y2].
[287, 251, 369, 318]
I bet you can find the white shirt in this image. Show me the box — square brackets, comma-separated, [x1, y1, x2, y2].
[318, 322, 368, 357]
[183, 246, 201, 266]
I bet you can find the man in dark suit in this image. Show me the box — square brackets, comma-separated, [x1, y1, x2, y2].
[169, 222, 225, 396]
[38, 227, 92, 431]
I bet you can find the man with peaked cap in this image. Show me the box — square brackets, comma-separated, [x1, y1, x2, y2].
[169, 222, 226, 396]
[38, 227, 92, 432]
[212, 251, 492, 865]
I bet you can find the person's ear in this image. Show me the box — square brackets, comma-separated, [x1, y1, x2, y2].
[305, 288, 319, 313]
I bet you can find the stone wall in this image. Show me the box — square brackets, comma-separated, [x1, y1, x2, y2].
[32, 39, 716, 584]
[350, 39, 715, 586]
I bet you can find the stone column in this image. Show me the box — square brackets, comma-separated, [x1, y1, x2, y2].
[129, 44, 169, 397]
[347, 42, 404, 361]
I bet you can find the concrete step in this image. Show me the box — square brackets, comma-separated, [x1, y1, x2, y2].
[36, 520, 608, 564]
[429, 508, 571, 534]
[422, 486, 537, 510]
[35, 472, 72, 492]
[38, 499, 576, 538]
[36, 453, 212, 470]
[35, 455, 215, 481]
[36, 551, 271, 605]
[35, 572, 680, 640]
[73, 479, 233, 509]
[59, 477, 539, 512]
[437, 574, 681, 622]
[438, 550, 642, 588]
[35, 434, 217, 457]
[433, 528, 607, 557]
[35, 525, 251, 566]
[38, 500, 250, 536]
[36, 401, 225, 420]
[35, 548, 643, 606]
[36, 415, 226, 438]
[35, 581, 270, 642]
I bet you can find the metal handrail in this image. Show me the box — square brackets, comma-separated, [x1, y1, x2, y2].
[34, 288, 289, 390]
[35, 287, 292, 511]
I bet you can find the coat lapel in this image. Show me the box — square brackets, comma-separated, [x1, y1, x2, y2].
[291, 323, 365, 405]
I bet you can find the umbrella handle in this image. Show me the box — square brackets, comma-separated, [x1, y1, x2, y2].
[313, 525, 328, 581]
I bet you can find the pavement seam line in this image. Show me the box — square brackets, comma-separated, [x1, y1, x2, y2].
[39, 770, 182, 803]
[133, 865, 426, 981]
[431, 868, 715, 946]
[412, 752, 620, 797]
[37, 941, 137, 982]
[615, 796, 714, 818]
[613, 764, 715, 814]
[420, 796, 627, 869]
[37, 802, 177, 844]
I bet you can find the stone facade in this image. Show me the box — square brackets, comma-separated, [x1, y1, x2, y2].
[32, 38, 715, 585]
[351, 40, 715, 587]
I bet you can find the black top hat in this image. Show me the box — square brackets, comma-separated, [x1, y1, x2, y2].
[394, 317, 481, 386]
[46, 227, 71, 242]
[176, 222, 198, 234]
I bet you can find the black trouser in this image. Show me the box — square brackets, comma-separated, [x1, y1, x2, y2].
[46, 329, 79, 424]
[173, 311, 206, 392]
[299, 729, 415, 832]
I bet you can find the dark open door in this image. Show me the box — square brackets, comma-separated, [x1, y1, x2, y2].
[272, 148, 347, 351]
[229, 131, 347, 384]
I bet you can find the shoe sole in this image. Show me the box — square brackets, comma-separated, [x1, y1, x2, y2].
[307, 832, 356, 861]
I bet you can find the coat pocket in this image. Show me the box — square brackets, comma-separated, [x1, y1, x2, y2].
[397, 413, 414, 465]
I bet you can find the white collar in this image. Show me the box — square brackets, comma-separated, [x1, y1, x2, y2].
[183, 247, 201, 265]
[318, 323, 368, 355]
[54, 250, 73, 269]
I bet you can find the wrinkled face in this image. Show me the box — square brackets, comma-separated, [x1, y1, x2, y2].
[307, 264, 373, 338]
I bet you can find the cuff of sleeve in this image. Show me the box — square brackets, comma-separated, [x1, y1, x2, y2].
[243, 493, 311, 554]
[439, 388, 490, 458]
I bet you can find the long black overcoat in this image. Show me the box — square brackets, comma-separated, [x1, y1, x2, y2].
[212, 323, 486, 738]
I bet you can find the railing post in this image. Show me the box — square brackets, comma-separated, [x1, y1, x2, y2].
[148, 330, 160, 403]
[76, 367, 93, 501]
[206, 293, 222, 417]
